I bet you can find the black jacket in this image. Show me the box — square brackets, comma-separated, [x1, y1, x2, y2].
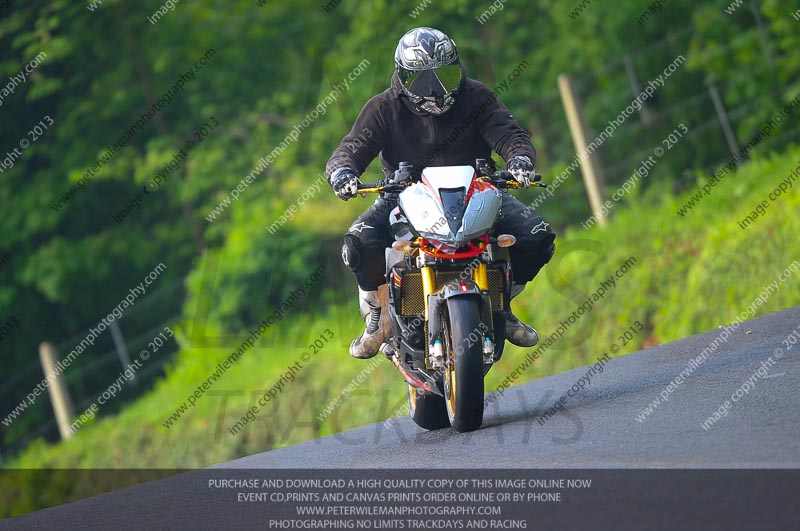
[325, 72, 536, 183]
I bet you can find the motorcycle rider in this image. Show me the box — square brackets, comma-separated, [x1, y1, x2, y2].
[326, 27, 556, 359]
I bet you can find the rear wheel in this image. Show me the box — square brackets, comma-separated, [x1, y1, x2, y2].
[407, 384, 450, 430]
[443, 297, 485, 432]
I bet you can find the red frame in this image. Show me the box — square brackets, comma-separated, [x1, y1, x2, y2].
[419, 234, 489, 259]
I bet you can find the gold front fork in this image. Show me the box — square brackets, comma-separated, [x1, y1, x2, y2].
[473, 262, 488, 290]
[422, 262, 488, 316]
[421, 265, 436, 319]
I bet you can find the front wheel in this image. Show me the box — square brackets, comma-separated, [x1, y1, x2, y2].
[443, 297, 485, 432]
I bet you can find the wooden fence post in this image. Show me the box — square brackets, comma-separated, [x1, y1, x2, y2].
[558, 74, 607, 227]
[38, 342, 76, 440]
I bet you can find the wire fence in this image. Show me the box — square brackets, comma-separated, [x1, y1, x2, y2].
[1, 4, 796, 464]
[534, 14, 798, 222]
[0, 281, 184, 462]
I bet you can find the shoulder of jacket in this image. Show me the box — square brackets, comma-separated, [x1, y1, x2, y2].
[462, 77, 492, 94]
[367, 86, 395, 106]
[362, 87, 398, 116]
[461, 78, 499, 105]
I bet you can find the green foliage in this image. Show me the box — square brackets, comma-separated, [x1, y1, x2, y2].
[490, 145, 800, 384]
[5, 146, 798, 521]
[1, 0, 797, 490]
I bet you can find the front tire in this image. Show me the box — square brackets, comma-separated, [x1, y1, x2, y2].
[407, 385, 450, 430]
[443, 297, 485, 432]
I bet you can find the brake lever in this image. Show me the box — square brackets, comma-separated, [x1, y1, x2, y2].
[356, 180, 411, 196]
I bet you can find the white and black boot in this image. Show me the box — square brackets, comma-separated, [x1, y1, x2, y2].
[349, 284, 392, 359]
[505, 283, 539, 347]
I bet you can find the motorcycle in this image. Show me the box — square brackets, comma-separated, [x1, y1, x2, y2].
[357, 159, 547, 432]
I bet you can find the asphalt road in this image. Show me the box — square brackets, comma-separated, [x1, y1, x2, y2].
[223, 305, 800, 469]
[3, 306, 799, 530]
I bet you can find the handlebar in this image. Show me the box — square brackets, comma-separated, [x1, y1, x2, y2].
[479, 170, 547, 189]
[356, 182, 409, 194]
[356, 170, 547, 195]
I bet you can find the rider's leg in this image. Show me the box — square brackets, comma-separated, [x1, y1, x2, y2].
[492, 193, 556, 347]
[341, 198, 395, 359]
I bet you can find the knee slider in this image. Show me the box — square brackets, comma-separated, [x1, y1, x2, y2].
[342, 234, 363, 272]
[542, 240, 555, 265]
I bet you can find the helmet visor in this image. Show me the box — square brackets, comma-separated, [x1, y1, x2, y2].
[400, 64, 462, 99]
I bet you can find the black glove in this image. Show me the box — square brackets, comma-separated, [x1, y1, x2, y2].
[507, 155, 535, 188]
[330, 168, 360, 200]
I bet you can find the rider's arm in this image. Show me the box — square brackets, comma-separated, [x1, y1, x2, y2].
[470, 83, 537, 166]
[325, 94, 388, 184]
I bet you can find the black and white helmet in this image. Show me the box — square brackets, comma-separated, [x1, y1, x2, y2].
[394, 27, 462, 115]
